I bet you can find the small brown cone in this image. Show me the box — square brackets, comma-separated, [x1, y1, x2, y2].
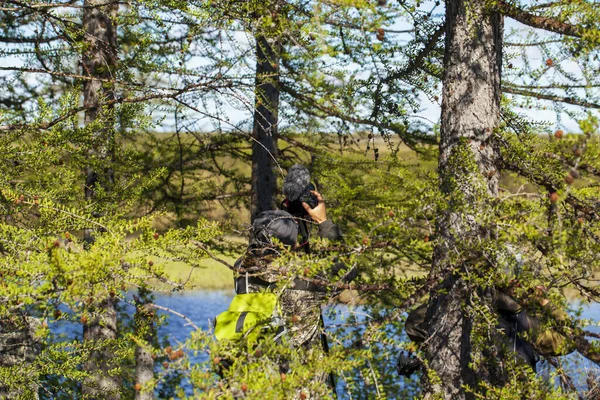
[564, 174, 574, 185]
[554, 130, 563, 139]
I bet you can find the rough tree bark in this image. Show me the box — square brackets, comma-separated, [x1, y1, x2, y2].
[0, 315, 40, 399]
[250, 33, 281, 222]
[83, 299, 120, 399]
[134, 294, 155, 400]
[81, 0, 120, 398]
[82, 0, 117, 204]
[421, 0, 503, 398]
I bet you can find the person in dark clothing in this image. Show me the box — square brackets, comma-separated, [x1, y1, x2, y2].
[234, 190, 349, 349]
[228, 190, 353, 398]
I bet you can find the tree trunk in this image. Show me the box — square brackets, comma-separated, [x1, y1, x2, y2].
[134, 292, 155, 400]
[250, 34, 280, 222]
[82, 0, 117, 210]
[83, 299, 120, 399]
[81, 0, 120, 398]
[421, 1, 503, 398]
[0, 315, 40, 399]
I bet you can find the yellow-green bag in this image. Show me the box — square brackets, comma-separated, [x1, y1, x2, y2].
[214, 292, 282, 344]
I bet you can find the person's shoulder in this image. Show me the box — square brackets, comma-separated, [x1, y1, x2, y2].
[233, 256, 244, 271]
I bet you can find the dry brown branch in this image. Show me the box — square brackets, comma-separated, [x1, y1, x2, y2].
[192, 241, 235, 271]
[497, 0, 587, 38]
[502, 86, 600, 109]
[148, 303, 200, 331]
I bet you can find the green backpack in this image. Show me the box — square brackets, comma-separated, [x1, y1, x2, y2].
[214, 291, 284, 345]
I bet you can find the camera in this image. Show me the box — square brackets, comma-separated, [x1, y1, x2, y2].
[283, 182, 318, 217]
[298, 182, 319, 209]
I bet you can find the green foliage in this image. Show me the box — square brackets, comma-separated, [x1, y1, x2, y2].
[2, 0, 600, 398]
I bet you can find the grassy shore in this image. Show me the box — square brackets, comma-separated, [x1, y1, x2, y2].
[163, 257, 236, 290]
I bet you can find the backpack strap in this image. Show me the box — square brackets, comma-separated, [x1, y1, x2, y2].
[235, 272, 277, 294]
[235, 274, 328, 294]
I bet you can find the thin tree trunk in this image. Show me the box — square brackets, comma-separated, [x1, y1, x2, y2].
[81, 0, 120, 398]
[134, 291, 155, 400]
[83, 299, 120, 399]
[82, 0, 117, 207]
[421, 1, 503, 398]
[250, 34, 280, 222]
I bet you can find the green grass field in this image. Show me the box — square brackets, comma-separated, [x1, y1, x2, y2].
[155, 132, 587, 292]
[163, 257, 235, 290]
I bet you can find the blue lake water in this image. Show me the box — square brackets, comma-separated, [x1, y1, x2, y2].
[154, 290, 234, 343]
[49, 291, 600, 397]
[153, 292, 600, 396]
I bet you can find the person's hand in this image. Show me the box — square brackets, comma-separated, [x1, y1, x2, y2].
[302, 190, 327, 224]
[535, 285, 550, 306]
[534, 285, 547, 296]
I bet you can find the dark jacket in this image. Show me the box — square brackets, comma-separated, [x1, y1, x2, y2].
[234, 219, 350, 348]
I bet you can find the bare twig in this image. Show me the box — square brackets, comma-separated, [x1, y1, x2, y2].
[496, 0, 588, 38]
[192, 241, 235, 270]
[149, 303, 200, 331]
[503, 86, 600, 109]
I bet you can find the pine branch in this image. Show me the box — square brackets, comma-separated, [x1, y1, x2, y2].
[496, 0, 588, 38]
[508, 83, 600, 90]
[505, 39, 563, 47]
[281, 83, 437, 147]
[502, 86, 600, 109]
[0, 66, 143, 86]
[0, 79, 233, 132]
[0, 35, 62, 43]
[1, 0, 121, 11]
[383, 23, 445, 84]
[544, 356, 584, 398]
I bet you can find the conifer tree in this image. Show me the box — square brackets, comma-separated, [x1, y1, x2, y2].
[250, 3, 283, 221]
[419, 0, 504, 395]
[0, 0, 229, 397]
[80, 0, 121, 397]
[1, 0, 600, 398]
[394, 0, 600, 397]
